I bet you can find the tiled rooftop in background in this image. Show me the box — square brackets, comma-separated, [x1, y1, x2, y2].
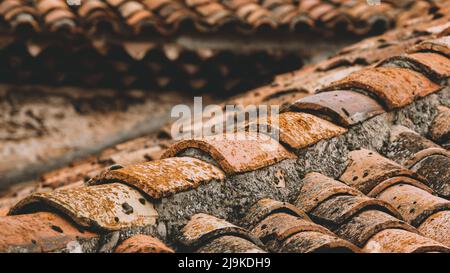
[0, 0, 429, 36]
[0, 1, 449, 253]
[0, 0, 446, 92]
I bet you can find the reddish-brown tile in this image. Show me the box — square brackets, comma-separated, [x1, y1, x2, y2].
[115, 235, 174, 253]
[246, 112, 347, 150]
[310, 195, 402, 226]
[250, 212, 334, 252]
[430, 106, 450, 146]
[294, 172, 362, 213]
[196, 236, 266, 253]
[89, 157, 225, 199]
[289, 91, 385, 127]
[418, 211, 450, 247]
[319, 67, 440, 110]
[409, 36, 450, 57]
[367, 176, 433, 198]
[380, 52, 450, 81]
[240, 198, 310, 230]
[0, 212, 97, 253]
[281, 231, 361, 253]
[9, 183, 158, 231]
[162, 132, 296, 174]
[363, 229, 449, 253]
[336, 209, 417, 248]
[340, 149, 424, 194]
[410, 154, 450, 198]
[375, 184, 450, 226]
[179, 213, 263, 249]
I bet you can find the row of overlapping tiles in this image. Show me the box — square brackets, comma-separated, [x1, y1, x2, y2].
[0, 0, 419, 35]
[0, 23, 449, 251]
[0, 0, 446, 92]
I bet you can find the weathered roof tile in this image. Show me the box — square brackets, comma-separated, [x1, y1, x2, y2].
[162, 132, 296, 174]
[247, 112, 347, 149]
[239, 198, 310, 230]
[319, 67, 440, 110]
[280, 231, 361, 253]
[9, 183, 158, 231]
[115, 235, 174, 253]
[409, 36, 450, 57]
[410, 154, 450, 198]
[250, 212, 336, 252]
[294, 172, 362, 213]
[88, 157, 225, 199]
[288, 90, 385, 127]
[363, 229, 449, 253]
[336, 209, 417, 248]
[380, 52, 450, 82]
[179, 213, 264, 250]
[310, 195, 402, 227]
[0, 212, 97, 253]
[430, 105, 450, 146]
[418, 211, 450, 247]
[340, 149, 424, 194]
[375, 183, 450, 226]
[196, 235, 267, 253]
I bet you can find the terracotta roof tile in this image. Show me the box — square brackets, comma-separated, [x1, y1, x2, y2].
[179, 213, 264, 250]
[162, 132, 295, 174]
[367, 176, 433, 198]
[388, 125, 443, 164]
[430, 105, 450, 146]
[88, 157, 225, 199]
[288, 90, 385, 127]
[293, 172, 449, 253]
[196, 235, 267, 253]
[241, 197, 360, 253]
[387, 126, 450, 197]
[317, 37, 424, 71]
[409, 36, 450, 57]
[39, 157, 103, 189]
[0, 0, 413, 36]
[418, 211, 450, 247]
[0, 212, 97, 253]
[9, 183, 158, 231]
[379, 52, 450, 82]
[1, 11, 450, 253]
[363, 229, 449, 253]
[114, 235, 174, 253]
[239, 198, 310, 230]
[280, 231, 360, 253]
[250, 212, 336, 251]
[335, 209, 417, 248]
[310, 195, 402, 227]
[375, 183, 450, 226]
[319, 67, 441, 110]
[294, 172, 363, 213]
[340, 149, 424, 194]
[411, 154, 450, 199]
[246, 112, 347, 149]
